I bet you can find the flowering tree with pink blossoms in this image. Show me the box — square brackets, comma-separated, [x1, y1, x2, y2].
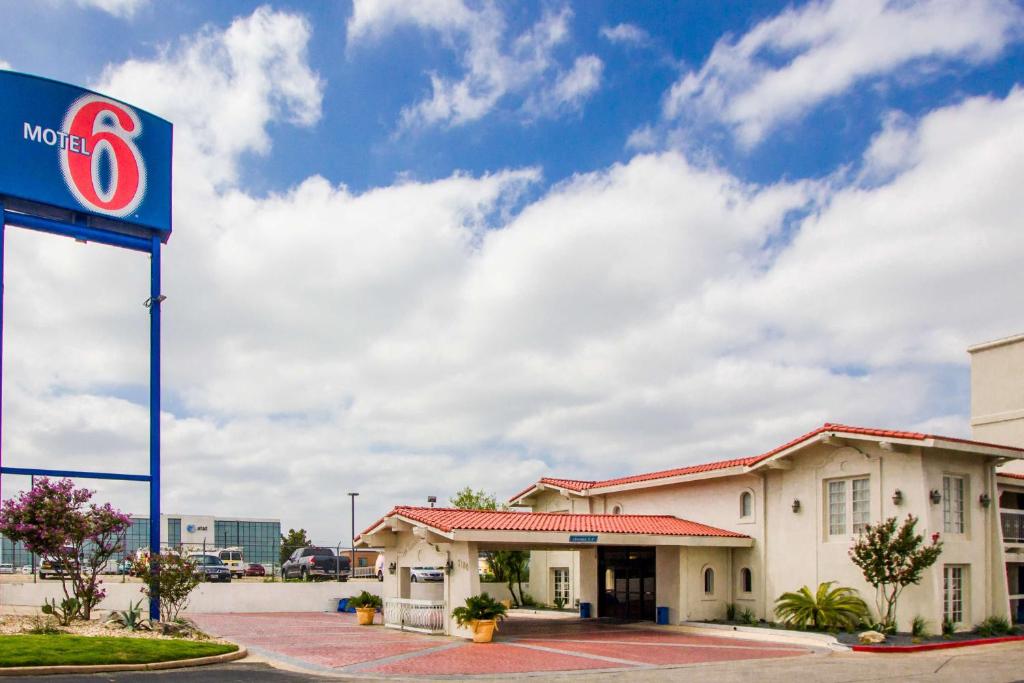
[0, 478, 132, 620]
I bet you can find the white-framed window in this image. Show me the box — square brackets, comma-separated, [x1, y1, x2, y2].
[827, 477, 870, 537]
[943, 475, 965, 534]
[703, 567, 715, 595]
[552, 568, 570, 604]
[740, 567, 752, 593]
[943, 565, 966, 624]
[740, 491, 753, 519]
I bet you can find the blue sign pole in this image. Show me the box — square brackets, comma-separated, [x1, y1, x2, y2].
[0, 200, 5, 508]
[148, 235, 162, 621]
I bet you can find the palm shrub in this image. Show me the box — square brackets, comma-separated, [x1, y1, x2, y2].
[349, 591, 383, 610]
[911, 616, 930, 638]
[452, 593, 508, 627]
[774, 582, 869, 630]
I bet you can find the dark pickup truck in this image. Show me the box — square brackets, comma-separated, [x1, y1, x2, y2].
[281, 547, 351, 581]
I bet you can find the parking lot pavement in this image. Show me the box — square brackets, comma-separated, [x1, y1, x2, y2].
[191, 612, 817, 677]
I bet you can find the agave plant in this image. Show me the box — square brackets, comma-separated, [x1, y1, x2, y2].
[452, 593, 508, 627]
[105, 599, 151, 631]
[774, 582, 869, 630]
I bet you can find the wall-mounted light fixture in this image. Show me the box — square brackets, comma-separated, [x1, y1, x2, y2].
[791, 499, 801, 513]
[388, 562, 397, 575]
[929, 489, 942, 504]
[979, 493, 992, 508]
[892, 489, 903, 506]
[445, 560, 454, 576]
[427, 495, 437, 508]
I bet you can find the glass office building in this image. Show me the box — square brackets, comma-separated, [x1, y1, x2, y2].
[1, 514, 281, 570]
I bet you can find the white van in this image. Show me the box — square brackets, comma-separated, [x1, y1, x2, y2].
[217, 548, 244, 577]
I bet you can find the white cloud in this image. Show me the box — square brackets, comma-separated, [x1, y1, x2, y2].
[95, 6, 323, 188]
[347, 1, 602, 128]
[0, 59, 10, 70]
[600, 23, 650, 45]
[664, 0, 1024, 146]
[68, 0, 147, 18]
[523, 54, 603, 118]
[5, 9, 1024, 544]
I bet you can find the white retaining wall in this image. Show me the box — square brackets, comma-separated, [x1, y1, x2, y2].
[0, 580, 383, 614]
[0, 579, 533, 614]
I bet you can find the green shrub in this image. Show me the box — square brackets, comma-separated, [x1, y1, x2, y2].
[726, 603, 736, 621]
[41, 597, 80, 627]
[738, 607, 758, 626]
[911, 616, 930, 638]
[452, 593, 508, 627]
[774, 582, 870, 630]
[23, 615, 62, 635]
[349, 591, 383, 610]
[975, 616, 1014, 637]
[553, 597, 567, 610]
[942, 618, 957, 637]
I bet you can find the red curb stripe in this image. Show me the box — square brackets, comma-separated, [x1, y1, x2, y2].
[852, 635, 1024, 653]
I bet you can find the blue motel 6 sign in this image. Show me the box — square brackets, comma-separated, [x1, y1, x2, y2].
[0, 69, 172, 238]
[0, 70, 171, 621]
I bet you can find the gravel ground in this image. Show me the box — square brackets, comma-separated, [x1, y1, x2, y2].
[0, 613, 223, 641]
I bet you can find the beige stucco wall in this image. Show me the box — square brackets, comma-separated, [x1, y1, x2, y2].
[591, 474, 767, 621]
[764, 441, 1007, 630]
[970, 333, 1024, 474]
[528, 440, 1009, 630]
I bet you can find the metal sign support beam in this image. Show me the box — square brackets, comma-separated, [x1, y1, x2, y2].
[0, 201, 164, 621]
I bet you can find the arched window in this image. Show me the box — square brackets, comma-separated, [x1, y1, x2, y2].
[610, 504, 622, 515]
[740, 491, 753, 518]
[740, 567, 752, 593]
[703, 567, 715, 595]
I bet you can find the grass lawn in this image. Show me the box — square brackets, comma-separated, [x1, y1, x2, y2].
[0, 635, 237, 667]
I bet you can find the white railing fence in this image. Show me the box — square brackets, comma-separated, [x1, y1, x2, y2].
[1002, 510, 1024, 544]
[351, 567, 378, 579]
[383, 598, 446, 634]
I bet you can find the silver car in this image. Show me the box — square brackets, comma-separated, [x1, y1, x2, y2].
[410, 566, 444, 582]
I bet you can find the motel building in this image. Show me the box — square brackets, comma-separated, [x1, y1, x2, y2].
[360, 334, 1024, 639]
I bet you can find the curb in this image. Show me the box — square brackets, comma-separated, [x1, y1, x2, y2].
[673, 621, 848, 651]
[852, 635, 1024, 653]
[0, 645, 247, 676]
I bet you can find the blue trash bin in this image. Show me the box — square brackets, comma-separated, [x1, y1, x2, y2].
[579, 602, 592, 619]
[656, 606, 669, 625]
[337, 598, 349, 612]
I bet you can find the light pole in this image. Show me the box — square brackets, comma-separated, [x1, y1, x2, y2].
[347, 492, 358, 578]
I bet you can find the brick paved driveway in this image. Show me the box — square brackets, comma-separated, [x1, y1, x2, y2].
[192, 612, 817, 677]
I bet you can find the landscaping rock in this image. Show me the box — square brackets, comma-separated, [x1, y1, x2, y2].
[858, 630, 886, 644]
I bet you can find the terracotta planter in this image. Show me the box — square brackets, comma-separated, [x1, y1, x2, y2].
[471, 619, 497, 643]
[356, 607, 376, 625]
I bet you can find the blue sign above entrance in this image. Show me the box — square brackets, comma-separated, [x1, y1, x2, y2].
[0, 70, 172, 239]
[569, 535, 598, 543]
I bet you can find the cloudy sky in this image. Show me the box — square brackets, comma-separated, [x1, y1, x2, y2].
[1, 0, 1022, 544]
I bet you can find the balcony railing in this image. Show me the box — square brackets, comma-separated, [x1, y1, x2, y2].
[383, 598, 446, 634]
[1002, 509, 1024, 544]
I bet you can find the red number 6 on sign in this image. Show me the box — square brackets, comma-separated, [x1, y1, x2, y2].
[60, 95, 148, 218]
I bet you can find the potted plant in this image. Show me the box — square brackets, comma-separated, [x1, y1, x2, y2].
[452, 593, 508, 643]
[349, 590, 383, 625]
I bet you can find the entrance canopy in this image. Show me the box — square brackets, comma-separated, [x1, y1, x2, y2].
[358, 506, 751, 550]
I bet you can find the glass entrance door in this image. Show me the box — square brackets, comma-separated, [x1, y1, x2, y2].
[598, 547, 656, 621]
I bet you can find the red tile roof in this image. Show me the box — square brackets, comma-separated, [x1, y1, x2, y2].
[998, 471, 1024, 480]
[363, 506, 747, 538]
[510, 423, 1024, 501]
